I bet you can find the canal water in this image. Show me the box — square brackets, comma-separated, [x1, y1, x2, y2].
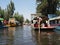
[0, 25, 60, 45]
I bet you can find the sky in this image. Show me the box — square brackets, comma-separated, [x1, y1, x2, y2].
[0, 0, 36, 20]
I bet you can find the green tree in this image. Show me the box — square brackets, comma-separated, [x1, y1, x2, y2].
[36, 0, 60, 17]
[37, 0, 47, 13]
[19, 15, 24, 24]
[0, 7, 5, 18]
[14, 12, 24, 25]
[0, 0, 15, 20]
[13, 12, 19, 21]
[7, 0, 15, 18]
[4, 9, 9, 20]
[25, 19, 30, 23]
[57, 0, 60, 9]
[56, 10, 60, 15]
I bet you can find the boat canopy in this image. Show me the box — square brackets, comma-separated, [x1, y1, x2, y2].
[49, 16, 60, 21]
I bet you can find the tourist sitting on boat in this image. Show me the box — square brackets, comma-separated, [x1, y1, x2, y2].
[40, 20, 48, 27]
[34, 22, 38, 27]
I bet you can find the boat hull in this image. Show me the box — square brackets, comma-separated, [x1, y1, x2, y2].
[0, 26, 8, 29]
[40, 27, 55, 30]
[34, 27, 55, 30]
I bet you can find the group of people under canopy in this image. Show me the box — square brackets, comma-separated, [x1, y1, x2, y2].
[31, 17, 48, 27]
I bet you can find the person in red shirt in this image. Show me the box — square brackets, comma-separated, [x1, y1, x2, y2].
[34, 22, 38, 27]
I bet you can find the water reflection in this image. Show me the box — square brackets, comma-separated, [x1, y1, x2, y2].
[7, 27, 15, 45]
[0, 25, 60, 45]
[40, 31, 54, 45]
[0, 27, 15, 45]
[31, 29, 60, 45]
[31, 30, 41, 45]
[40, 30, 60, 45]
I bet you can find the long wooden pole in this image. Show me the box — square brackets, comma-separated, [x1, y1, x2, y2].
[39, 17, 41, 45]
[38, 17, 41, 36]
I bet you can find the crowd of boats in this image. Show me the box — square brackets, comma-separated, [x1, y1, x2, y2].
[0, 18, 22, 29]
